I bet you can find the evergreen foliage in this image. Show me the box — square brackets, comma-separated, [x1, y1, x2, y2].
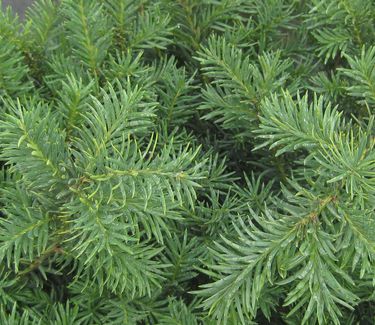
[0, 0, 374, 324]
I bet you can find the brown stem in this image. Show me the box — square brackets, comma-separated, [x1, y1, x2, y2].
[17, 244, 64, 276]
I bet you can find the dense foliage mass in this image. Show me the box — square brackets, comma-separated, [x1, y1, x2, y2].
[0, 0, 374, 324]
